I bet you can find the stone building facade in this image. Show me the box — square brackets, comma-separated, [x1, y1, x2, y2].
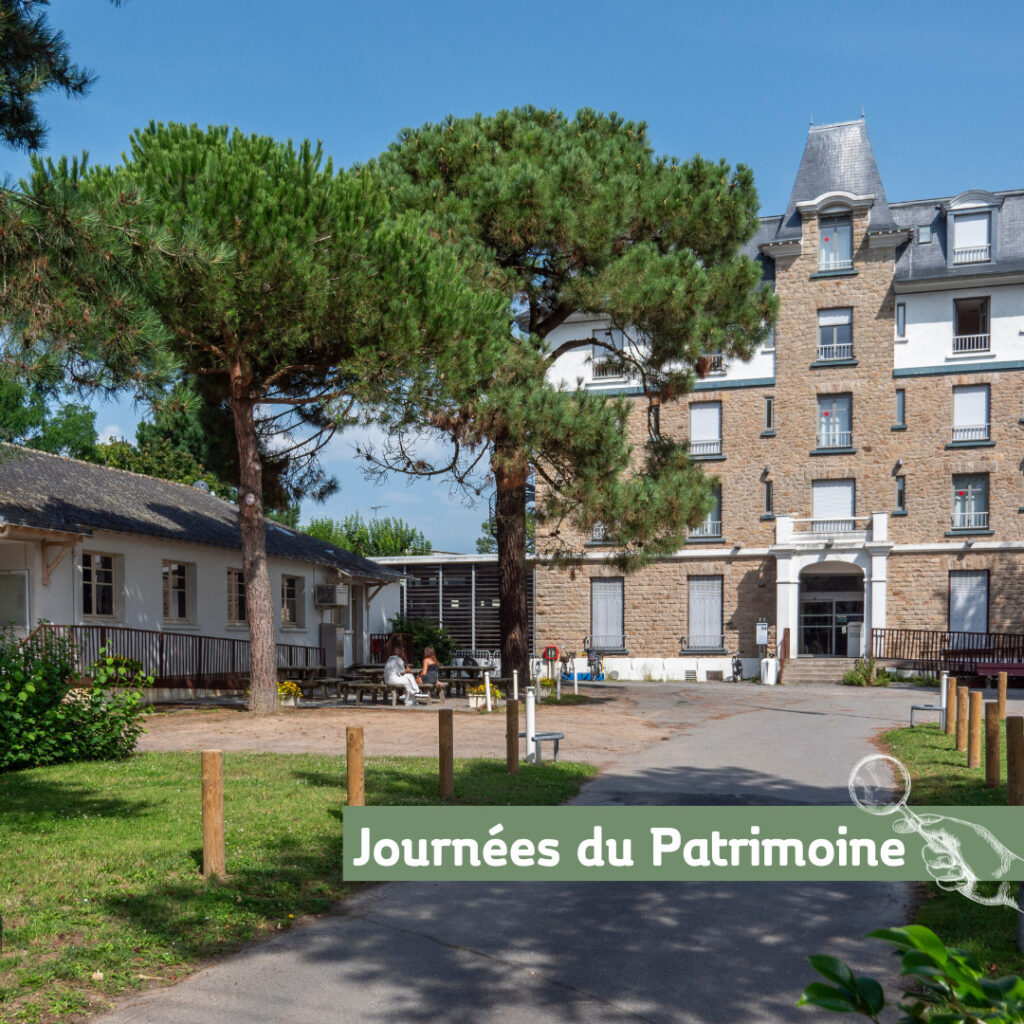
[534, 118, 1024, 679]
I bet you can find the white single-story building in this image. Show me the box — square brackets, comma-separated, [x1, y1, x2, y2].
[0, 444, 399, 694]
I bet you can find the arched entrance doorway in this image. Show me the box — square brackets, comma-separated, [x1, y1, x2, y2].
[798, 563, 865, 657]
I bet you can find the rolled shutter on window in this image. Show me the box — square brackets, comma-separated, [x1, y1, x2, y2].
[690, 402, 721, 442]
[952, 385, 989, 427]
[688, 577, 722, 649]
[812, 479, 855, 520]
[949, 570, 988, 634]
[954, 213, 990, 249]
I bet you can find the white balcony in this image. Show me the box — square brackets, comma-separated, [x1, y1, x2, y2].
[707, 352, 726, 374]
[689, 519, 722, 539]
[816, 430, 853, 449]
[952, 333, 991, 354]
[951, 511, 989, 531]
[817, 342, 853, 361]
[953, 245, 991, 265]
[951, 423, 990, 442]
[690, 439, 722, 457]
[593, 357, 625, 379]
[819, 257, 853, 271]
[775, 515, 877, 546]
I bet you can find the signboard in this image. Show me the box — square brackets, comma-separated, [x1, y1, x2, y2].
[755, 621, 769, 646]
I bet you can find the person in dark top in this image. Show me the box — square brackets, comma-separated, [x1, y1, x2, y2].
[418, 645, 443, 698]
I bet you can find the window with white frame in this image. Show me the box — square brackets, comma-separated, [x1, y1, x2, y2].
[819, 216, 853, 270]
[953, 297, 990, 353]
[951, 474, 989, 531]
[227, 568, 247, 624]
[689, 486, 722, 538]
[812, 479, 856, 532]
[82, 552, 116, 617]
[952, 212, 991, 264]
[952, 384, 990, 442]
[592, 327, 626, 379]
[896, 302, 906, 339]
[686, 576, 723, 650]
[817, 394, 853, 449]
[162, 561, 193, 622]
[818, 308, 853, 361]
[689, 401, 722, 457]
[281, 574, 305, 627]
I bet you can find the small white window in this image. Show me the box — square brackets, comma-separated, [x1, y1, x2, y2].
[952, 384, 990, 442]
[895, 302, 906, 339]
[818, 308, 853, 361]
[592, 328, 626, 379]
[690, 402, 722, 456]
[227, 568, 247, 624]
[162, 561, 193, 622]
[82, 552, 116, 618]
[281, 575, 305, 627]
[952, 213, 991, 264]
[817, 394, 853, 449]
[918, 225, 932, 244]
[819, 216, 853, 270]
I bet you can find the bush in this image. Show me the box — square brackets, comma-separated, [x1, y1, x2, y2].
[842, 658, 891, 687]
[389, 614, 455, 664]
[799, 924, 1024, 1023]
[0, 630, 150, 771]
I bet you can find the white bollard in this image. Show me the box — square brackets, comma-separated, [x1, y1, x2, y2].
[573, 667, 578, 697]
[525, 686, 537, 764]
[556, 667, 562, 702]
[485, 670, 492, 712]
[512, 669, 519, 701]
[939, 671, 949, 732]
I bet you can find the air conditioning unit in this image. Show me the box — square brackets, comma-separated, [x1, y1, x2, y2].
[314, 584, 349, 608]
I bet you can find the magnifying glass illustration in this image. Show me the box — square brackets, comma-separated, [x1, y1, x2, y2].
[848, 753, 1017, 910]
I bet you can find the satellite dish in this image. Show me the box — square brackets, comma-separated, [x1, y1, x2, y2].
[192, 480, 211, 491]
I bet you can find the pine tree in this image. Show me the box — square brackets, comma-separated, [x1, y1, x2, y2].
[32, 123, 506, 711]
[368, 107, 776, 683]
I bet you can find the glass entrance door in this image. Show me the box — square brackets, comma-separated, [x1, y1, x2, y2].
[799, 597, 864, 656]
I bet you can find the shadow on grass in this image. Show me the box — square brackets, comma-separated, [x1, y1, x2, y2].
[0, 774, 152, 822]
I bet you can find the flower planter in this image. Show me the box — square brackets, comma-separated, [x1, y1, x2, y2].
[468, 694, 486, 709]
[279, 695, 298, 707]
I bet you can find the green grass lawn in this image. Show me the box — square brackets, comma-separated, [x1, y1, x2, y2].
[883, 722, 1022, 974]
[0, 752, 595, 1024]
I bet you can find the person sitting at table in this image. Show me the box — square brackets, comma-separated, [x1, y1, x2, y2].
[418, 646, 442, 697]
[384, 639, 423, 706]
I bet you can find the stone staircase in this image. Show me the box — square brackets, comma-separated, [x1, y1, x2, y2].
[781, 657, 860, 685]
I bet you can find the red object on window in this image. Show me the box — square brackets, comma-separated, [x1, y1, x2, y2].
[823, 411, 829, 416]
[543, 645, 559, 660]
[824, 236, 830, 242]
[958, 491, 965, 496]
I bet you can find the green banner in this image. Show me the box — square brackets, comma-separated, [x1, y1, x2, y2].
[343, 806, 1024, 884]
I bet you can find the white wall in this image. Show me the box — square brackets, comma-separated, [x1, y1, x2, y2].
[369, 581, 402, 633]
[896, 284, 1024, 370]
[544, 314, 776, 393]
[2, 531, 351, 650]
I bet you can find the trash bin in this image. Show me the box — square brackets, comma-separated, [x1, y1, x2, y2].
[760, 657, 779, 686]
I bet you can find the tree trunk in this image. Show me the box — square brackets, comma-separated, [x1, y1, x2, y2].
[230, 387, 278, 713]
[494, 448, 530, 689]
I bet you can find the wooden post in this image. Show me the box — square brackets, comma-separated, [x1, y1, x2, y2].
[506, 699, 520, 775]
[346, 726, 364, 807]
[439, 708, 454, 800]
[956, 684, 969, 752]
[968, 690, 983, 768]
[986, 701, 1001, 789]
[999, 671, 1008, 720]
[201, 749, 226, 878]
[945, 675, 957, 736]
[1007, 717, 1024, 806]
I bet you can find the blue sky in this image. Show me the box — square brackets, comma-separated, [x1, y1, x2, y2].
[12, 0, 1024, 550]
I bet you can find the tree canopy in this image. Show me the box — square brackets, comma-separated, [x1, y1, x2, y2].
[367, 107, 776, 681]
[30, 122, 507, 710]
[303, 513, 432, 557]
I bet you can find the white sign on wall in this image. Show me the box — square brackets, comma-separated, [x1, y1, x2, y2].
[756, 620, 769, 646]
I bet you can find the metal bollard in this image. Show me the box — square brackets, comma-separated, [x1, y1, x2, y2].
[513, 669, 519, 701]
[939, 671, 948, 732]
[525, 686, 537, 764]
[485, 670, 492, 712]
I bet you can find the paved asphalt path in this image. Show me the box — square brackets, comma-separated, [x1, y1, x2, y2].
[101, 682, 929, 1024]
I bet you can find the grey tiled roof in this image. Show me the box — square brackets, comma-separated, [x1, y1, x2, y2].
[0, 444, 400, 581]
[774, 119, 897, 240]
[892, 192, 1024, 283]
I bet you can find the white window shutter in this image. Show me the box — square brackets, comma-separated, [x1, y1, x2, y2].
[952, 385, 989, 427]
[688, 577, 722, 649]
[818, 309, 852, 327]
[949, 571, 988, 633]
[591, 579, 623, 645]
[812, 479, 855, 519]
[690, 402, 721, 442]
[954, 213, 990, 248]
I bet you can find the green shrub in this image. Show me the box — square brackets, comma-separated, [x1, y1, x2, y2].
[842, 658, 890, 687]
[389, 614, 456, 664]
[799, 924, 1024, 1023]
[0, 631, 150, 771]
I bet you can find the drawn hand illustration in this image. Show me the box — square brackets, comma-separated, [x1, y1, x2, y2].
[892, 812, 1022, 908]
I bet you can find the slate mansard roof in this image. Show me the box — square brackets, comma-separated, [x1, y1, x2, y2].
[0, 444, 400, 582]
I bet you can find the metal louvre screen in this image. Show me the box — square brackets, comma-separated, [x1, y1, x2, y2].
[949, 570, 988, 633]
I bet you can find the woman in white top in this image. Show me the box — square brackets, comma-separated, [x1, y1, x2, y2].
[384, 640, 423, 705]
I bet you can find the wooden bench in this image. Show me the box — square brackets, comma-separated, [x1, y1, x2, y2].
[977, 662, 1024, 680]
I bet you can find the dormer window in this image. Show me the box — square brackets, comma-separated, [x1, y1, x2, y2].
[819, 215, 852, 271]
[952, 212, 991, 265]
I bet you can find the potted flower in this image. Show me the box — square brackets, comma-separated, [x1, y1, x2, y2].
[468, 682, 503, 709]
[277, 680, 302, 707]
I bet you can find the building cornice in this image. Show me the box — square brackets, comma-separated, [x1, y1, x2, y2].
[867, 229, 912, 249]
[796, 191, 875, 216]
[759, 239, 801, 258]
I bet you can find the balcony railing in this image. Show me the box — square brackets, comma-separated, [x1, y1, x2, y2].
[585, 633, 627, 653]
[816, 430, 853, 449]
[817, 342, 853, 361]
[819, 257, 853, 271]
[953, 245, 991, 265]
[690, 438, 722, 456]
[792, 515, 871, 537]
[593, 357, 625, 379]
[951, 423, 990, 442]
[681, 633, 725, 651]
[707, 352, 726, 373]
[951, 510, 989, 530]
[952, 333, 991, 353]
[689, 519, 722, 539]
